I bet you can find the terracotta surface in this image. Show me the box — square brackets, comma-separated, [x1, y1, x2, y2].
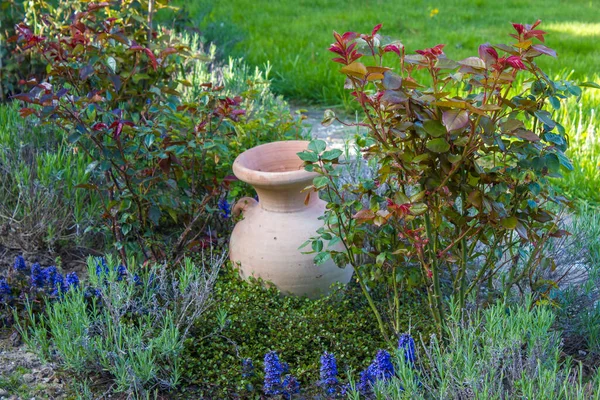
[230, 140, 353, 298]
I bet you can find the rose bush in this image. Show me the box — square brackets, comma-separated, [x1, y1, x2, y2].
[300, 21, 586, 341]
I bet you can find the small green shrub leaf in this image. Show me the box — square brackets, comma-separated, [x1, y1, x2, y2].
[321, 149, 343, 161]
[426, 138, 450, 153]
[308, 140, 327, 154]
[423, 120, 446, 137]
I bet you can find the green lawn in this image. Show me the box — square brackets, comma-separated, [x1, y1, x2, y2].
[177, 0, 600, 204]
[182, 0, 600, 105]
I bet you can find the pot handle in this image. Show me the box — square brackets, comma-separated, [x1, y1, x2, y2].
[232, 197, 258, 217]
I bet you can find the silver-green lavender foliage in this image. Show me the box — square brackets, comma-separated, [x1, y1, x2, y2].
[0, 102, 101, 251]
[358, 299, 600, 400]
[17, 253, 223, 396]
[552, 206, 600, 353]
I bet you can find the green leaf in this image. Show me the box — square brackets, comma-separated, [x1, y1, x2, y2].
[534, 110, 556, 129]
[545, 153, 560, 173]
[557, 152, 573, 171]
[321, 149, 343, 161]
[567, 85, 582, 97]
[85, 161, 99, 175]
[106, 56, 117, 73]
[148, 206, 161, 225]
[314, 252, 331, 265]
[376, 253, 387, 266]
[409, 203, 428, 215]
[308, 140, 327, 154]
[448, 154, 462, 163]
[298, 240, 311, 250]
[543, 133, 565, 146]
[313, 176, 329, 188]
[121, 223, 132, 235]
[426, 138, 450, 153]
[423, 120, 446, 137]
[501, 216, 518, 229]
[145, 134, 155, 147]
[297, 151, 318, 163]
[579, 81, 600, 89]
[312, 240, 324, 253]
[548, 96, 560, 110]
[409, 190, 425, 203]
[327, 236, 341, 248]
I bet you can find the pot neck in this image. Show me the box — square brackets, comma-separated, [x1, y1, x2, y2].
[255, 183, 318, 213]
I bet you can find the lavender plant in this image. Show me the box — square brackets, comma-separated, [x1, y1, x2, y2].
[366, 299, 600, 399]
[16, 252, 224, 396]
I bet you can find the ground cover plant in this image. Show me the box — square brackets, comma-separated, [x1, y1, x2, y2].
[180, 262, 434, 398]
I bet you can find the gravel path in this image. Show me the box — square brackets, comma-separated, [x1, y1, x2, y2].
[0, 331, 68, 399]
[292, 104, 364, 150]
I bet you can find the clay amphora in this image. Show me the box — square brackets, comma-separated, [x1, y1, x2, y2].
[230, 140, 353, 298]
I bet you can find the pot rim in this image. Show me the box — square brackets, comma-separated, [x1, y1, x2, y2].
[232, 140, 317, 188]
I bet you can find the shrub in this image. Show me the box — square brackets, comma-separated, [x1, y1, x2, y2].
[0, 102, 101, 251]
[0, 0, 41, 101]
[12, 1, 241, 262]
[13, 1, 303, 262]
[300, 21, 588, 341]
[180, 263, 435, 398]
[16, 253, 223, 396]
[361, 299, 600, 399]
[176, 33, 306, 201]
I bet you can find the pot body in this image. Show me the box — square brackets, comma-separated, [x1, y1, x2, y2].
[229, 141, 353, 298]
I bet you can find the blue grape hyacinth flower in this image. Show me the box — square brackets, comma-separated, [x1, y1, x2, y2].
[0, 277, 11, 302]
[218, 198, 232, 218]
[132, 274, 142, 286]
[320, 352, 339, 395]
[116, 265, 127, 281]
[282, 374, 300, 398]
[95, 258, 109, 278]
[263, 351, 283, 395]
[357, 364, 376, 394]
[13, 255, 27, 273]
[51, 273, 65, 296]
[66, 272, 79, 289]
[42, 266, 58, 287]
[31, 263, 45, 288]
[373, 349, 395, 380]
[358, 349, 395, 394]
[398, 333, 416, 365]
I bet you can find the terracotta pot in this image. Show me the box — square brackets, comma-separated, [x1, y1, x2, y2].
[230, 140, 353, 298]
